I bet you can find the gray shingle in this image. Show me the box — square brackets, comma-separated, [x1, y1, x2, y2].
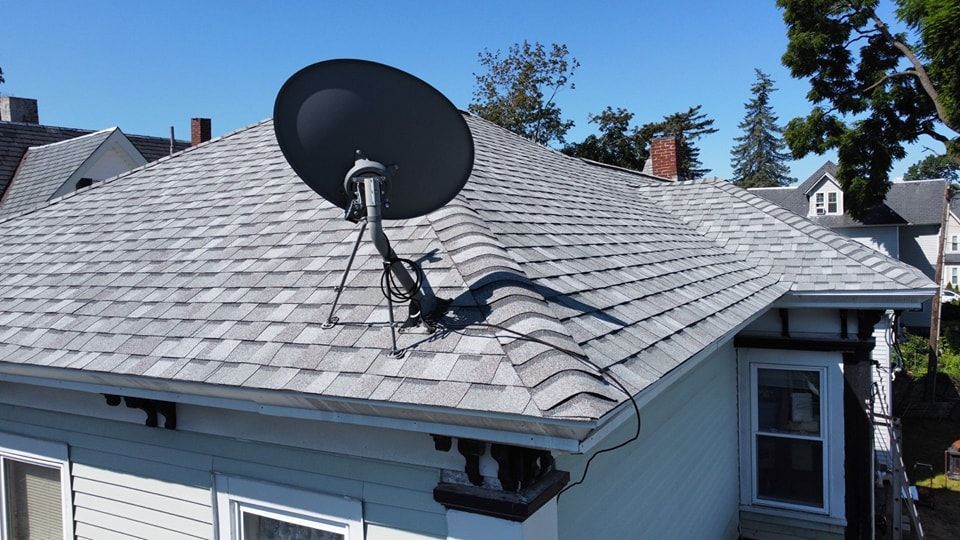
[0, 114, 928, 425]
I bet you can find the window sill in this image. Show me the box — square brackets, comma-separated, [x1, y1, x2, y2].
[739, 504, 846, 527]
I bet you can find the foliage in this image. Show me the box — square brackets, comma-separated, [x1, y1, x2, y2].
[731, 69, 794, 188]
[898, 330, 960, 379]
[563, 105, 718, 180]
[898, 331, 933, 377]
[644, 106, 718, 180]
[561, 107, 646, 170]
[778, 0, 960, 220]
[0, 65, 4, 85]
[470, 41, 579, 146]
[904, 153, 959, 181]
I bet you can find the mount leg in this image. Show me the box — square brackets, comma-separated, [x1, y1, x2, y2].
[323, 220, 367, 328]
[382, 261, 402, 357]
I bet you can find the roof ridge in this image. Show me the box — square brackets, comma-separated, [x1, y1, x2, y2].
[25, 126, 117, 150]
[0, 118, 271, 226]
[710, 179, 934, 290]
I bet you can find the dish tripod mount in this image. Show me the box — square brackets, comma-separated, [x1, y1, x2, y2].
[323, 152, 437, 358]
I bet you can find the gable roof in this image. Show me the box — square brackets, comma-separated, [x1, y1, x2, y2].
[0, 128, 144, 217]
[645, 180, 933, 291]
[0, 116, 933, 437]
[0, 121, 189, 198]
[752, 160, 946, 227]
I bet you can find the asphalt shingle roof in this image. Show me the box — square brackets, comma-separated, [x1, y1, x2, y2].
[646, 179, 934, 291]
[0, 129, 118, 216]
[0, 115, 932, 424]
[751, 160, 946, 227]
[0, 121, 189, 199]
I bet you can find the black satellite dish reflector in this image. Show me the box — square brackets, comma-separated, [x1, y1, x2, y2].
[273, 59, 474, 220]
[273, 60, 473, 357]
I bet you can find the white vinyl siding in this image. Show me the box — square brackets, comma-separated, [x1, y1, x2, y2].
[0, 402, 446, 540]
[556, 340, 740, 539]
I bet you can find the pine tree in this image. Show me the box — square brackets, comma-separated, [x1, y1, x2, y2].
[730, 69, 793, 188]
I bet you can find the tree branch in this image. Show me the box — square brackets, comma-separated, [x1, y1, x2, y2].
[921, 128, 950, 143]
[860, 70, 917, 94]
[867, 12, 959, 135]
[843, 33, 878, 48]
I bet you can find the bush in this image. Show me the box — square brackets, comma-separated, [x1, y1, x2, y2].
[895, 331, 960, 380]
[897, 332, 932, 378]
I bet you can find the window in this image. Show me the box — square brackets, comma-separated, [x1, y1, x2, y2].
[215, 476, 362, 540]
[952, 235, 958, 252]
[827, 192, 838, 214]
[751, 366, 828, 511]
[952, 267, 958, 286]
[814, 193, 825, 215]
[0, 434, 72, 540]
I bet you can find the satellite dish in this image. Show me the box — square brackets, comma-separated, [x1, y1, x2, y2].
[273, 59, 474, 220]
[273, 60, 472, 357]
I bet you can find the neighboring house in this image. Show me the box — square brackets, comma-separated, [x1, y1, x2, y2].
[942, 198, 960, 288]
[751, 161, 946, 330]
[0, 96, 193, 214]
[0, 116, 933, 539]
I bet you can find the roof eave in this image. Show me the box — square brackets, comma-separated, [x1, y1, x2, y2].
[774, 289, 936, 310]
[0, 362, 596, 452]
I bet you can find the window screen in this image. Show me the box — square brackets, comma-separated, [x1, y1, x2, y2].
[4, 458, 63, 540]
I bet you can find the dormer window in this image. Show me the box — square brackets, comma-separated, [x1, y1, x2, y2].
[813, 191, 841, 216]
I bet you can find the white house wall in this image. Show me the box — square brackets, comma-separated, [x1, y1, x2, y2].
[0, 383, 451, 539]
[555, 339, 741, 539]
[834, 225, 900, 258]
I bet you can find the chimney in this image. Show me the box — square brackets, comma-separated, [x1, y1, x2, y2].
[650, 135, 679, 180]
[0, 96, 39, 124]
[191, 117, 211, 146]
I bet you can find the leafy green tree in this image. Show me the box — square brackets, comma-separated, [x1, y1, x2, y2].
[563, 105, 717, 180]
[903, 153, 959, 181]
[730, 69, 794, 188]
[470, 41, 579, 146]
[642, 106, 718, 180]
[562, 107, 645, 170]
[778, 0, 960, 220]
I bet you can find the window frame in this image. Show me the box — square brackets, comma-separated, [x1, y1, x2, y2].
[826, 192, 838, 214]
[749, 364, 829, 514]
[814, 193, 825, 215]
[952, 235, 958, 252]
[0, 433, 73, 540]
[952, 267, 958, 286]
[214, 475, 363, 540]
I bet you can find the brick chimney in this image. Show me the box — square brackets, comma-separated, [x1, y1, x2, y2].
[650, 135, 679, 180]
[0, 96, 39, 124]
[191, 118, 211, 146]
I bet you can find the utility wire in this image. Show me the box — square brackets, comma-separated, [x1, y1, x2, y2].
[436, 314, 642, 500]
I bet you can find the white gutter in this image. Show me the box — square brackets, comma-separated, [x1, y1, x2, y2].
[775, 289, 935, 310]
[576, 294, 780, 454]
[0, 365, 589, 452]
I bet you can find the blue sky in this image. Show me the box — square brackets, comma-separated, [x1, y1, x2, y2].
[1, 0, 936, 182]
